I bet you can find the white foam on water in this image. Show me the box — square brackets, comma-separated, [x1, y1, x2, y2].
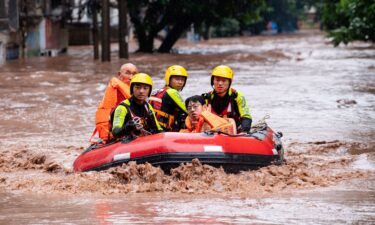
[39, 81, 55, 86]
[79, 89, 91, 95]
[7, 102, 37, 109]
[96, 83, 107, 91]
[30, 73, 43, 78]
[149, 193, 375, 224]
[68, 78, 81, 83]
[352, 154, 375, 171]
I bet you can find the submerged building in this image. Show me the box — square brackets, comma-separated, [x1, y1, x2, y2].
[0, 0, 69, 64]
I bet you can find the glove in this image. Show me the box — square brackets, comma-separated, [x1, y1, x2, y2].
[124, 120, 139, 132]
[112, 121, 134, 138]
[112, 120, 141, 138]
[240, 118, 252, 133]
[176, 113, 187, 130]
[201, 93, 210, 100]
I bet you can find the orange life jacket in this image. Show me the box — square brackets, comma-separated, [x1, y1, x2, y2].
[181, 111, 236, 134]
[90, 77, 131, 143]
[182, 116, 205, 133]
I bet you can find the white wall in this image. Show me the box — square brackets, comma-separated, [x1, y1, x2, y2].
[0, 41, 4, 64]
[0, 32, 8, 64]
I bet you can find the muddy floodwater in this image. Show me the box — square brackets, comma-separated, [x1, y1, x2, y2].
[0, 31, 374, 224]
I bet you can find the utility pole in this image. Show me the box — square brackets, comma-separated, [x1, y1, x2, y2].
[101, 0, 110, 62]
[91, 1, 99, 60]
[118, 0, 129, 59]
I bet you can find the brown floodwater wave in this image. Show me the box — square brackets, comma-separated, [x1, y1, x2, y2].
[0, 141, 372, 196]
[0, 30, 374, 224]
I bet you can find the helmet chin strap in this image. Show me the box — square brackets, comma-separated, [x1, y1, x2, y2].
[214, 88, 228, 97]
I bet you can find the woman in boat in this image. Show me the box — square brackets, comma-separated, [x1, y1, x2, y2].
[149, 65, 188, 131]
[181, 95, 236, 134]
[112, 73, 162, 139]
[202, 65, 252, 133]
[91, 63, 138, 143]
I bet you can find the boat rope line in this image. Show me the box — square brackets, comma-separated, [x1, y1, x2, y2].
[252, 114, 270, 129]
[131, 117, 152, 136]
[204, 130, 248, 137]
[205, 114, 271, 137]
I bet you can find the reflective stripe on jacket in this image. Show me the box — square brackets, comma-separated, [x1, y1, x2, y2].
[112, 98, 162, 138]
[203, 88, 252, 125]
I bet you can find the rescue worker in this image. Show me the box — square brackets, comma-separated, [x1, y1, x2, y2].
[181, 95, 236, 134]
[112, 73, 162, 139]
[149, 65, 188, 131]
[91, 63, 138, 143]
[202, 65, 252, 133]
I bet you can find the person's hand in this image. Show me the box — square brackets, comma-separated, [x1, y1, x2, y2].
[132, 117, 143, 130]
[124, 120, 137, 133]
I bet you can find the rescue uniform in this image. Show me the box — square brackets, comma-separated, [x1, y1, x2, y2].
[203, 88, 252, 132]
[112, 97, 162, 138]
[149, 86, 187, 131]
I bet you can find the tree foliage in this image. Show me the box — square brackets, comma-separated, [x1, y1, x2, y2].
[320, 0, 375, 46]
[264, 0, 300, 32]
[127, 0, 264, 52]
[246, 0, 313, 34]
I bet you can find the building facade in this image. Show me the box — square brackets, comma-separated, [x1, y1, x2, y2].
[0, 0, 69, 64]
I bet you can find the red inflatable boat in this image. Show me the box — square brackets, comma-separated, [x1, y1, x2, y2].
[73, 125, 284, 173]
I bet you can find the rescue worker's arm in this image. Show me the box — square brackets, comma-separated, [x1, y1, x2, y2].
[235, 91, 253, 132]
[166, 89, 188, 129]
[240, 118, 252, 132]
[166, 89, 187, 113]
[201, 92, 212, 109]
[112, 104, 130, 138]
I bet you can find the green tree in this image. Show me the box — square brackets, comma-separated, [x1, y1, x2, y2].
[127, 0, 264, 53]
[269, 0, 299, 32]
[321, 0, 375, 46]
[235, 1, 267, 35]
[246, 0, 314, 34]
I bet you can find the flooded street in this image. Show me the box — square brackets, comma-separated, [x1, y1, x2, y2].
[0, 31, 374, 224]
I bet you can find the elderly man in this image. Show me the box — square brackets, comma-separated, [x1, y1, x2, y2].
[91, 63, 138, 143]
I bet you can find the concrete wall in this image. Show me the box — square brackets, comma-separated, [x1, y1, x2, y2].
[0, 32, 9, 64]
[0, 41, 5, 64]
[44, 18, 68, 50]
[25, 18, 68, 57]
[25, 27, 41, 56]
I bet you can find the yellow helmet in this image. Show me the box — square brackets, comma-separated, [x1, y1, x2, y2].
[130, 73, 153, 96]
[211, 65, 234, 86]
[164, 65, 188, 86]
